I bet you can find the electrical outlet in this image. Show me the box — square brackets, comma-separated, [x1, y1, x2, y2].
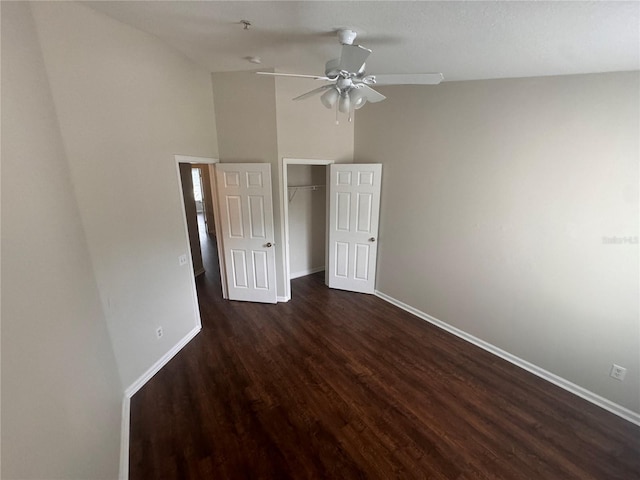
[610, 364, 627, 381]
[156, 327, 163, 339]
[178, 254, 188, 266]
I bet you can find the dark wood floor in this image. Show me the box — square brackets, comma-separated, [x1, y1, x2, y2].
[129, 220, 640, 479]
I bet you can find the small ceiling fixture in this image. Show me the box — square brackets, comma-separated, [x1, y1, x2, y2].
[246, 56, 262, 64]
[240, 20, 251, 30]
[256, 29, 443, 123]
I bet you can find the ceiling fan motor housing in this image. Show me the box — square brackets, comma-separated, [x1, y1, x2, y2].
[336, 77, 353, 91]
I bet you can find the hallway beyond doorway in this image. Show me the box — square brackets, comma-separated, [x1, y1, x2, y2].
[195, 212, 223, 303]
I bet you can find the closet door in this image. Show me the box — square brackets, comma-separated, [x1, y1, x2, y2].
[215, 163, 277, 303]
[327, 164, 382, 294]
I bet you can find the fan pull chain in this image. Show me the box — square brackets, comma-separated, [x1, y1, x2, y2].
[335, 102, 339, 125]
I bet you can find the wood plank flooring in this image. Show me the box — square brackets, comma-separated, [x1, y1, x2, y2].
[129, 225, 640, 479]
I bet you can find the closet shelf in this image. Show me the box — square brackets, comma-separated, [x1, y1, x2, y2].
[288, 184, 325, 202]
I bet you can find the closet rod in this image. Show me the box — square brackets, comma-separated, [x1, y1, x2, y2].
[288, 184, 325, 202]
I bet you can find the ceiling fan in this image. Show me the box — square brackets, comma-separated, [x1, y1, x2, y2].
[257, 29, 443, 122]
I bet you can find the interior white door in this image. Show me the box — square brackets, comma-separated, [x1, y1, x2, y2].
[327, 164, 382, 294]
[215, 163, 277, 303]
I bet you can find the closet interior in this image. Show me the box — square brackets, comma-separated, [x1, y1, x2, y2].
[286, 164, 327, 279]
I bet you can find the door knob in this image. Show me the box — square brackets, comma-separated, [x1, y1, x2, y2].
[369, 237, 376, 242]
[265, 242, 273, 248]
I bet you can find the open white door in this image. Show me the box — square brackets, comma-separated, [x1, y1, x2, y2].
[327, 164, 382, 294]
[215, 163, 277, 303]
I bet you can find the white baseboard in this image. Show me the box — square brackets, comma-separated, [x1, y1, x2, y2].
[277, 295, 290, 303]
[374, 290, 640, 426]
[290, 266, 325, 280]
[119, 325, 201, 479]
[124, 325, 201, 398]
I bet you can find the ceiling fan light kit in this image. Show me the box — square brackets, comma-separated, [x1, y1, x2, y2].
[320, 88, 339, 108]
[338, 93, 350, 113]
[256, 29, 443, 121]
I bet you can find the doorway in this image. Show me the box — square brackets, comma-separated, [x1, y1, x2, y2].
[175, 155, 226, 302]
[191, 165, 215, 239]
[280, 158, 334, 300]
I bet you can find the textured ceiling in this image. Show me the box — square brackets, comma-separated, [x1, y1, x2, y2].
[85, 1, 639, 82]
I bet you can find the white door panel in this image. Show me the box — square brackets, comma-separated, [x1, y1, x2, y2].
[327, 164, 382, 294]
[216, 164, 277, 303]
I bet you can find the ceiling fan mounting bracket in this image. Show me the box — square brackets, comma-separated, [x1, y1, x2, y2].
[337, 29, 357, 45]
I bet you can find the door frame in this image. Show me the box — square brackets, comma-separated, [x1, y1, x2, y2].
[174, 155, 227, 300]
[279, 157, 335, 301]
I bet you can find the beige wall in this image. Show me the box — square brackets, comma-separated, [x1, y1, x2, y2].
[275, 76, 354, 162]
[212, 71, 279, 164]
[30, 1, 218, 389]
[287, 165, 327, 278]
[355, 72, 640, 413]
[1, 3, 122, 478]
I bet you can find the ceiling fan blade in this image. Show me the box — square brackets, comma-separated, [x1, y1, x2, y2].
[371, 73, 444, 85]
[358, 85, 386, 103]
[338, 45, 372, 73]
[256, 72, 330, 80]
[293, 85, 334, 101]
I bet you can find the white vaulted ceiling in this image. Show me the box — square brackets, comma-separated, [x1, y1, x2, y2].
[84, 1, 639, 82]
